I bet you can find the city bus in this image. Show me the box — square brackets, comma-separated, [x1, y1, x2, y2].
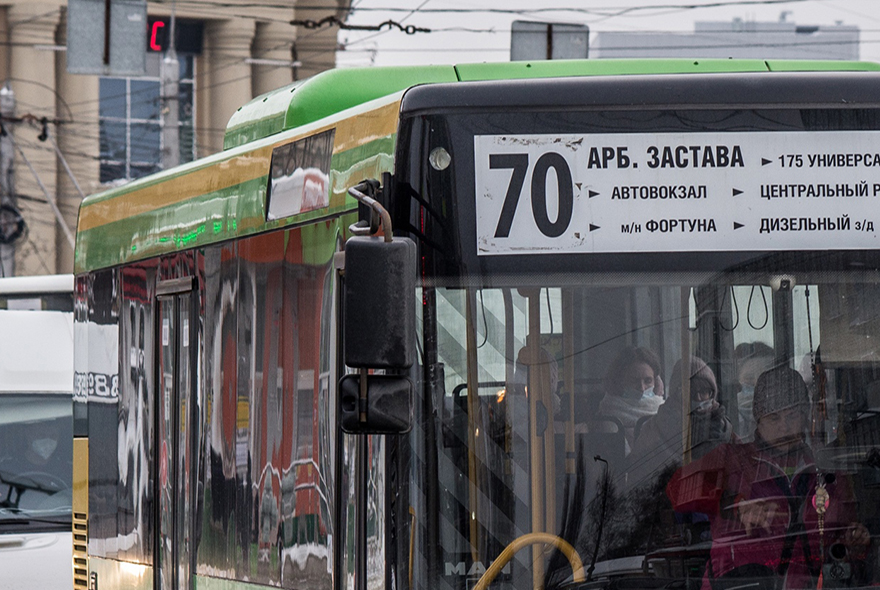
[72, 59, 880, 590]
[0, 273, 74, 589]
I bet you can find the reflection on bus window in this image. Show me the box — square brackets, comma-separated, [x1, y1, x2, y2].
[420, 269, 880, 590]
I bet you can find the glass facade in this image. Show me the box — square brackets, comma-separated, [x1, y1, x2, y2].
[99, 52, 196, 183]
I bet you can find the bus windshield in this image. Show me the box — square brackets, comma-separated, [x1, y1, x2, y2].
[415, 262, 880, 590]
[0, 395, 72, 529]
[399, 101, 880, 589]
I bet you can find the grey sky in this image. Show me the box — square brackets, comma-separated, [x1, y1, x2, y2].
[336, 0, 880, 67]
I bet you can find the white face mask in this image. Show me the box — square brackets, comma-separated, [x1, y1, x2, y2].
[694, 399, 714, 412]
[641, 387, 656, 399]
[31, 438, 57, 460]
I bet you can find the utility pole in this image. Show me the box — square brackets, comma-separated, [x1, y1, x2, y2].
[0, 83, 15, 277]
[161, 1, 179, 169]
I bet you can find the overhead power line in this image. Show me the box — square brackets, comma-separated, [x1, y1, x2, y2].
[159, 0, 817, 14]
[291, 15, 430, 34]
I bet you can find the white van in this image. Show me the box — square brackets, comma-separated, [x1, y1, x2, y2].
[0, 274, 74, 590]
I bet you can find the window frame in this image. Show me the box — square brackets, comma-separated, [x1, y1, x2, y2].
[99, 51, 197, 183]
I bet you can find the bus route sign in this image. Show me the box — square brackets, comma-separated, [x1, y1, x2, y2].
[474, 131, 880, 255]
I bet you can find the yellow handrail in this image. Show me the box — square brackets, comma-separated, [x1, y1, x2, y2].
[472, 532, 586, 590]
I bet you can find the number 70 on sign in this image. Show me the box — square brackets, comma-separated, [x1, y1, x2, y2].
[474, 136, 593, 255]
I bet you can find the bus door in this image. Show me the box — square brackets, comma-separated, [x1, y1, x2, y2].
[156, 278, 197, 590]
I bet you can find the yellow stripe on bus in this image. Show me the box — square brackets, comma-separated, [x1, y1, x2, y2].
[77, 150, 273, 232]
[77, 99, 402, 233]
[334, 101, 400, 154]
[72, 437, 90, 590]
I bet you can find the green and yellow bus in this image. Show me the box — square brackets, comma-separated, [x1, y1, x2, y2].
[73, 59, 880, 590]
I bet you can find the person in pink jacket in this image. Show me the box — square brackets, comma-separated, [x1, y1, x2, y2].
[666, 366, 870, 590]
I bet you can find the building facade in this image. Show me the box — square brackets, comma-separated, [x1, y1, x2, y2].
[593, 17, 859, 61]
[0, 0, 347, 277]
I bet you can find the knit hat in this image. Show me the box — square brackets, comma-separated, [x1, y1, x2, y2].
[669, 356, 717, 401]
[753, 366, 809, 422]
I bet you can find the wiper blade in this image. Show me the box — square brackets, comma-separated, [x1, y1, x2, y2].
[0, 515, 71, 526]
[0, 471, 67, 495]
[24, 516, 70, 526]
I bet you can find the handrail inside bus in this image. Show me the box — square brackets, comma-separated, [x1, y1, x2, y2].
[472, 532, 586, 590]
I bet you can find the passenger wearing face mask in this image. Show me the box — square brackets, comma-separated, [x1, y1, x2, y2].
[628, 356, 734, 489]
[598, 346, 664, 455]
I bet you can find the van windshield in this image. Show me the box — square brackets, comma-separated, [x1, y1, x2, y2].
[0, 395, 72, 530]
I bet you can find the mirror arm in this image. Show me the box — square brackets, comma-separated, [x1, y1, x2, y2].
[348, 180, 393, 242]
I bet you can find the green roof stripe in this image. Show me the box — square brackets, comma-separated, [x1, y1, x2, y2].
[453, 58, 771, 80]
[224, 65, 457, 149]
[765, 59, 880, 72]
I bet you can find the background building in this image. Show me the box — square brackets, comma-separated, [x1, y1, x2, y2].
[593, 15, 858, 61]
[0, 0, 347, 277]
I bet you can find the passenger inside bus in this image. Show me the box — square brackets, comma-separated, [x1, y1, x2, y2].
[735, 353, 775, 440]
[598, 346, 665, 454]
[666, 366, 871, 590]
[629, 356, 734, 488]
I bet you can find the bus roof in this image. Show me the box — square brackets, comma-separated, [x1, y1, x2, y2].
[76, 59, 880, 275]
[223, 59, 880, 149]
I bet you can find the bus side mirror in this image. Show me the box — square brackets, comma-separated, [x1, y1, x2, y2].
[343, 235, 416, 369]
[339, 374, 412, 434]
[340, 233, 416, 434]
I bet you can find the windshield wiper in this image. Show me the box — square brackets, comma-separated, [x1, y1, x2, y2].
[0, 515, 70, 526]
[0, 470, 67, 495]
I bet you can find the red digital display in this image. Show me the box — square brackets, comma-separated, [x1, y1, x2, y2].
[146, 17, 203, 54]
[150, 21, 165, 52]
